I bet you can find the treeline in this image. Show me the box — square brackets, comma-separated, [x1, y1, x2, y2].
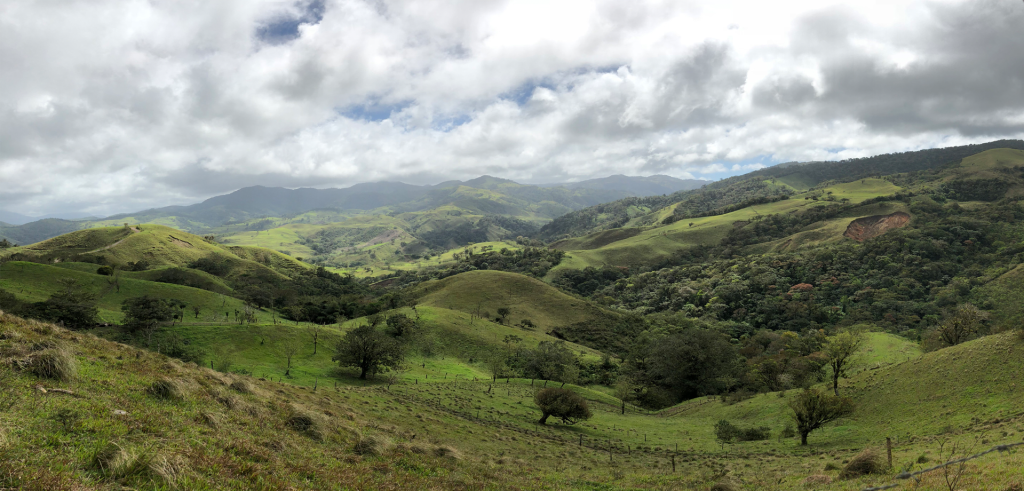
[559, 194, 1024, 340]
[379, 246, 566, 289]
[417, 215, 538, 248]
[536, 195, 678, 241]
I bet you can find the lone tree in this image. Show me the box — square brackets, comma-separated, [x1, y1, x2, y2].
[332, 324, 404, 379]
[824, 331, 863, 396]
[938, 303, 987, 347]
[534, 387, 592, 425]
[121, 295, 178, 345]
[789, 388, 854, 445]
[496, 307, 511, 325]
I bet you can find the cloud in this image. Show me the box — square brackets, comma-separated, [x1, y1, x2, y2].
[0, 0, 1021, 216]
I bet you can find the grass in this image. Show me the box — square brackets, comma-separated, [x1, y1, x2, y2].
[0, 261, 266, 323]
[547, 182, 908, 274]
[4, 307, 1024, 489]
[410, 270, 621, 337]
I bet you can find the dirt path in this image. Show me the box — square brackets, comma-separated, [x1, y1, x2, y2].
[86, 228, 141, 254]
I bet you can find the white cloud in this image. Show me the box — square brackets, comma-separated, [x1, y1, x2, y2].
[0, 0, 1021, 216]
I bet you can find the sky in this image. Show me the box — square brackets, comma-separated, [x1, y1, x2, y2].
[1, 0, 1023, 217]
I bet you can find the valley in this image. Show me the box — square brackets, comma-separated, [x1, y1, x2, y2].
[3, 143, 1024, 489]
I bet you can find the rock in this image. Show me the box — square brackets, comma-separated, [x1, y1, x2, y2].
[112, 409, 128, 416]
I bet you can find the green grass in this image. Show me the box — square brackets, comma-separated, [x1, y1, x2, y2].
[5, 306, 1024, 489]
[820, 178, 902, 204]
[0, 261, 263, 324]
[410, 270, 621, 337]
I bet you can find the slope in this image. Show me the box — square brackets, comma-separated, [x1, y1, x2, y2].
[7, 224, 308, 282]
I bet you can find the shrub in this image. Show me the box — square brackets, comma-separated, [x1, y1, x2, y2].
[534, 388, 591, 425]
[30, 346, 78, 381]
[96, 266, 114, 276]
[148, 378, 185, 401]
[715, 420, 771, 444]
[840, 448, 886, 479]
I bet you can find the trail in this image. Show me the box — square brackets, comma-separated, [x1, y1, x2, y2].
[86, 227, 140, 253]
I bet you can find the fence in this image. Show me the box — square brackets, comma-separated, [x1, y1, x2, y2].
[861, 441, 1024, 491]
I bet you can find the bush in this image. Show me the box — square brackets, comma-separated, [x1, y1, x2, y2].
[534, 388, 591, 425]
[840, 448, 886, 479]
[30, 346, 78, 382]
[96, 266, 114, 276]
[714, 420, 771, 444]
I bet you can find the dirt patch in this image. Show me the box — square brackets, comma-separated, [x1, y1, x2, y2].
[361, 229, 403, 248]
[844, 212, 910, 242]
[169, 236, 194, 249]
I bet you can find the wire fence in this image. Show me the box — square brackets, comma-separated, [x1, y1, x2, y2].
[861, 441, 1024, 491]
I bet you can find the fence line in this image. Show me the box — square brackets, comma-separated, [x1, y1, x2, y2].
[861, 441, 1024, 491]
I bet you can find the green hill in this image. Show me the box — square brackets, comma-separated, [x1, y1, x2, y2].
[5, 224, 307, 282]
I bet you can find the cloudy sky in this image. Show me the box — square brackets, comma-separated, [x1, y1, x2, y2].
[1, 0, 1022, 217]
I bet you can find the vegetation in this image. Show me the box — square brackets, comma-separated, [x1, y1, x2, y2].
[533, 387, 592, 425]
[5, 143, 1024, 488]
[789, 389, 855, 445]
[332, 324, 405, 379]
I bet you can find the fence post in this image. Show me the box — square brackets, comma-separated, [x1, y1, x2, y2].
[887, 437, 893, 468]
[672, 454, 676, 473]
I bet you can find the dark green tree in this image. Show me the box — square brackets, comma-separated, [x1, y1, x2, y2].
[534, 388, 591, 425]
[121, 296, 179, 344]
[31, 278, 98, 329]
[332, 324, 404, 380]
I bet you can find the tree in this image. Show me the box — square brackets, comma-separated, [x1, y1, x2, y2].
[534, 388, 591, 425]
[503, 334, 522, 352]
[279, 338, 301, 377]
[486, 353, 509, 382]
[385, 313, 416, 338]
[192, 305, 201, 319]
[31, 278, 99, 329]
[823, 331, 863, 396]
[937, 303, 987, 347]
[496, 307, 511, 325]
[332, 324, 404, 380]
[789, 388, 854, 445]
[309, 325, 321, 355]
[521, 341, 577, 383]
[121, 296, 178, 345]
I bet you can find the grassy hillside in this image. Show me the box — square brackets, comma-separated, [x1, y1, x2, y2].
[5, 310, 1024, 489]
[410, 270, 620, 334]
[5, 224, 308, 284]
[0, 261, 263, 324]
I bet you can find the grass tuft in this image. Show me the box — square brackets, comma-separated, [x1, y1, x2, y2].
[839, 448, 886, 479]
[432, 445, 461, 460]
[149, 378, 186, 401]
[353, 434, 392, 456]
[285, 405, 326, 440]
[92, 442, 153, 479]
[29, 345, 77, 381]
[229, 379, 254, 394]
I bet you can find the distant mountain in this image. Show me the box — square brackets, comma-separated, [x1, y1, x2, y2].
[0, 210, 35, 225]
[0, 210, 96, 225]
[544, 175, 706, 196]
